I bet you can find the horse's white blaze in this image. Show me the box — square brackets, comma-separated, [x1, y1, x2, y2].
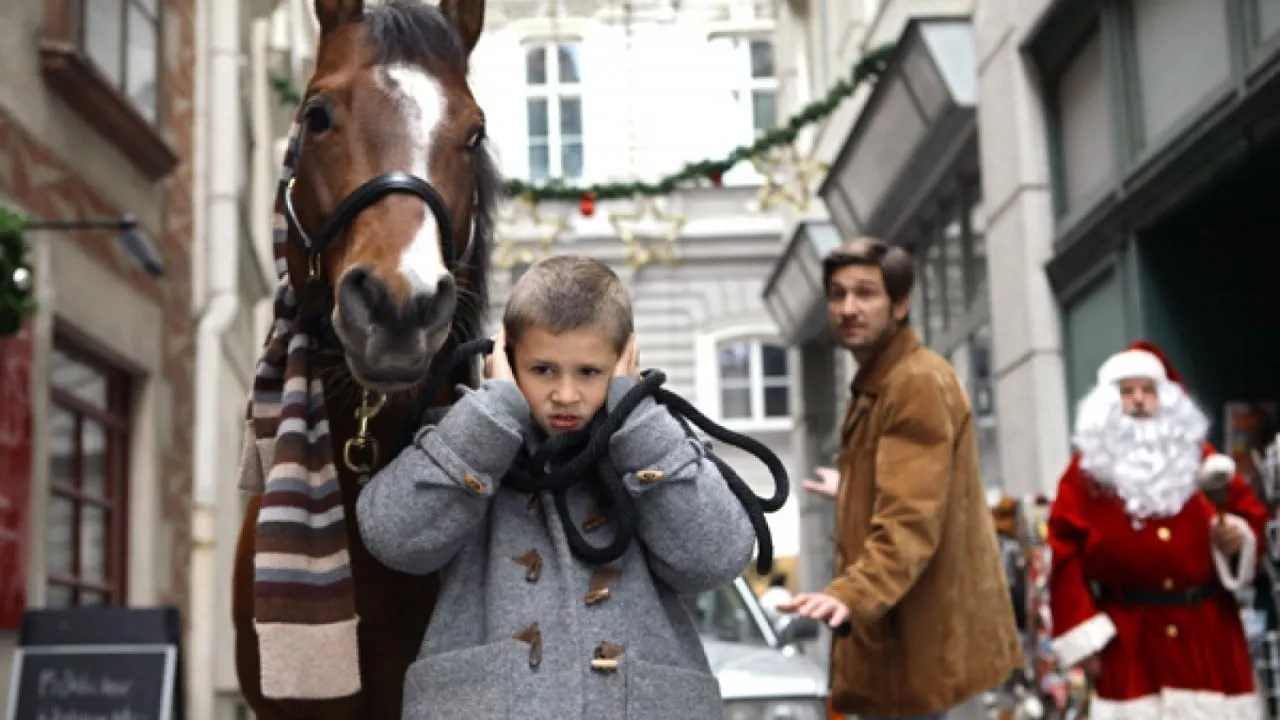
[383, 64, 450, 296]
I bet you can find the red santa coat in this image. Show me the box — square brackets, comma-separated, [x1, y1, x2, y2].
[1048, 444, 1268, 719]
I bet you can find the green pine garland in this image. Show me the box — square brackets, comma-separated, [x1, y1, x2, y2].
[267, 43, 895, 203]
[0, 206, 35, 337]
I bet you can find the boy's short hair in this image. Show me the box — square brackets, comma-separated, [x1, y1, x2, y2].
[503, 255, 634, 351]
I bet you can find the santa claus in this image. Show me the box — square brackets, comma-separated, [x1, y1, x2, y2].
[1048, 340, 1268, 720]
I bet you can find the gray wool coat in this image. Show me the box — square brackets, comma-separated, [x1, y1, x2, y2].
[356, 378, 756, 720]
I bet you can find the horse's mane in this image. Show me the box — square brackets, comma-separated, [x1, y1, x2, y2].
[364, 0, 498, 369]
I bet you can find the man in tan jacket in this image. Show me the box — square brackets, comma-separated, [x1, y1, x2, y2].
[779, 238, 1021, 719]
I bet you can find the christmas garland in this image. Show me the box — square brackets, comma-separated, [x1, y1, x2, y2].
[0, 206, 36, 337]
[268, 42, 895, 206]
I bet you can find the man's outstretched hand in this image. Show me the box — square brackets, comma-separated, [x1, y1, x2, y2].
[802, 466, 840, 500]
[777, 591, 852, 630]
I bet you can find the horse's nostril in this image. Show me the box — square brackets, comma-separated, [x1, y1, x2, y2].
[413, 275, 456, 333]
[338, 266, 393, 326]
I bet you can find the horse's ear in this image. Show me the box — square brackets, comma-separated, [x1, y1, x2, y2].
[314, 0, 363, 34]
[439, 0, 485, 56]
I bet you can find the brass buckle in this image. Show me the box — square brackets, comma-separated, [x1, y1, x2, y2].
[343, 389, 388, 484]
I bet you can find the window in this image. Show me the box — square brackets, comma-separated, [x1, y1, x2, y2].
[716, 339, 790, 425]
[710, 35, 778, 141]
[83, 0, 161, 123]
[1130, 0, 1230, 147]
[38, 0, 176, 178]
[1062, 271, 1128, 411]
[46, 341, 131, 607]
[524, 43, 583, 182]
[1256, 0, 1280, 45]
[1053, 30, 1114, 215]
[684, 582, 768, 646]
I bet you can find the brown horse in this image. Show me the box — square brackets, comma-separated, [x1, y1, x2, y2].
[231, 0, 496, 717]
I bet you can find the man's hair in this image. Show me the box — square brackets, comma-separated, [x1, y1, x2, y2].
[821, 236, 915, 305]
[503, 255, 634, 351]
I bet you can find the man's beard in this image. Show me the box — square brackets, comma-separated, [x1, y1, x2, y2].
[1073, 382, 1209, 519]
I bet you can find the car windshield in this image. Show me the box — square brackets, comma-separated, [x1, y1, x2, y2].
[683, 582, 769, 646]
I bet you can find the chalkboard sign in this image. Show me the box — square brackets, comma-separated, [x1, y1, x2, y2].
[5, 644, 176, 720]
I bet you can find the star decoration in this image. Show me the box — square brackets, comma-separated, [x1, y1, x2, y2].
[493, 193, 568, 270]
[608, 197, 686, 269]
[750, 144, 829, 212]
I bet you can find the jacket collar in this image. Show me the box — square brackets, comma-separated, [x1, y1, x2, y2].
[850, 326, 922, 396]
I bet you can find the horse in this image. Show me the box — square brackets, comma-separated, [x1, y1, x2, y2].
[230, 0, 497, 717]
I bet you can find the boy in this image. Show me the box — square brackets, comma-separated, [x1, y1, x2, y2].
[356, 255, 755, 720]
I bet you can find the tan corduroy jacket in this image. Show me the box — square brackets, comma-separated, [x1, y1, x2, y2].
[825, 327, 1022, 717]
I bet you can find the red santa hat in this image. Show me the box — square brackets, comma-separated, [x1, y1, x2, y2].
[1094, 340, 1238, 476]
[1096, 339, 1184, 387]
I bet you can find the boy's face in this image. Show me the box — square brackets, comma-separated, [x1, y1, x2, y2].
[510, 325, 620, 436]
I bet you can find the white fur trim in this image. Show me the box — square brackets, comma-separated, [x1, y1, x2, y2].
[1212, 514, 1258, 592]
[1050, 613, 1116, 669]
[1201, 453, 1237, 478]
[1089, 688, 1262, 720]
[1097, 349, 1167, 385]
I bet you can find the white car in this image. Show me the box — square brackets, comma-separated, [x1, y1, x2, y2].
[686, 577, 832, 720]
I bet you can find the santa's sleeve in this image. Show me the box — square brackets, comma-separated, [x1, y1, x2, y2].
[1047, 458, 1116, 669]
[1202, 451, 1267, 591]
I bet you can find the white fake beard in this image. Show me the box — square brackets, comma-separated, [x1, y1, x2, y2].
[1073, 381, 1209, 519]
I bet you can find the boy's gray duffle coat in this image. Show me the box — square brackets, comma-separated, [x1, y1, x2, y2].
[356, 378, 756, 720]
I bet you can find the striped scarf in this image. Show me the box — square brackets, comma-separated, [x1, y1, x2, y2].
[237, 123, 362, 700]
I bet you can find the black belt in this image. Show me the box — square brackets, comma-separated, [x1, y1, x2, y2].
[1095, 584, 1215, 607]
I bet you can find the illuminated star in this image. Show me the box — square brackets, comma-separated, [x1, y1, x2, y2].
[750, 144, 829, 212]
[493, 193, 568, 270]
[608, 196, 686, 270]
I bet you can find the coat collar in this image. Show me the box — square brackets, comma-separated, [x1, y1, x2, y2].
[850, 326, 922, 396]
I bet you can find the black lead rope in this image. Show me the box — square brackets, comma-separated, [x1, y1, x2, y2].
[403, 337, 790, 575]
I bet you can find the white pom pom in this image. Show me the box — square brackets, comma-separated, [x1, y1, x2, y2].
[1201, 453, 1236, 477]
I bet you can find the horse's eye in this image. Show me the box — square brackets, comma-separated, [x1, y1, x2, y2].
[304, 103, 334, 134]
[464, 125, 485, 151]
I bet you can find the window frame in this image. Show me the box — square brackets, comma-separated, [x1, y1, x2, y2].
[37, 0, 176, 179]
[46, 336, 133, 608]
[698, 330, 793, 432]
[523, 41, 585, 182]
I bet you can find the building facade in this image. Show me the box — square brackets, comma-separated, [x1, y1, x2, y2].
[475, 0, 803, 585]
[768, 0, 1280, 643]
[994, 0, 1280, 461]
[0, 0, 198, 710]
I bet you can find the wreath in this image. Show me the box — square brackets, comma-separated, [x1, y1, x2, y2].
[0, 206, 35, 337]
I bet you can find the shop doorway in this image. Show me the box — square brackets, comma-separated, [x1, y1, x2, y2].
[1136, 135, 1280, 448]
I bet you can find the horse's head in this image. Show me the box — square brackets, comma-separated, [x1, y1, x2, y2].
[284, 0, 494, 393]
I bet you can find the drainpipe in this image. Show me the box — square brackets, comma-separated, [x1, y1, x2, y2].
[190, 0, 242, 715]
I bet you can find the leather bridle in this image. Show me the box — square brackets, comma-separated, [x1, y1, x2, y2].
[281, 131, 479, 304]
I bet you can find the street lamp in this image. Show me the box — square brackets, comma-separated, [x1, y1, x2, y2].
[24, 213, 165, 278]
